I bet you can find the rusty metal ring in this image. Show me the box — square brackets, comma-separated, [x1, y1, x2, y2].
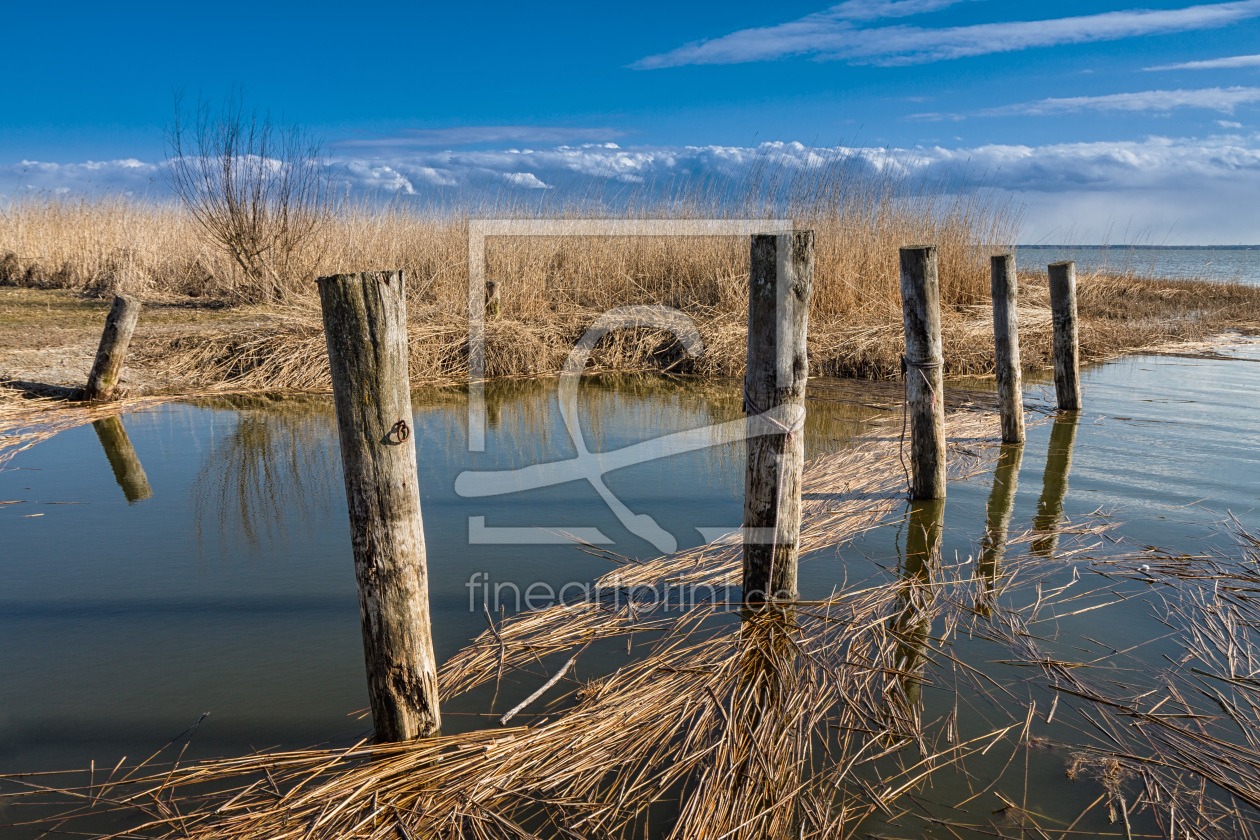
[393, 419, 411, 443]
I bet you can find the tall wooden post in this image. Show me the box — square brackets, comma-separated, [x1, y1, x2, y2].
[990, 255, 1025, 444]
[317, 270, 441, 741]
[900, 246, 947, 500]
[84, 295, 141, 401]
[1048, 261, 1082, 411]
[743, 231, 813, 605]
[92, 415, 153, 504]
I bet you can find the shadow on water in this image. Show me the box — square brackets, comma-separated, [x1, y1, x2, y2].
[1032, 411, 1079, 557]
[91, 415, 152, 504]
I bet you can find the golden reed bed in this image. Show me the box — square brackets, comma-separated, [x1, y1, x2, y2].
[4, 165, 1259, 394]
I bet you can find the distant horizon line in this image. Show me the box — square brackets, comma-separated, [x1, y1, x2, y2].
[1015, 244, 1258, 250]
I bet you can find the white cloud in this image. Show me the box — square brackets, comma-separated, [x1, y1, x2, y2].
[1146, 53, 1260, 70]
[501, 172, 551, 189]
[0, 158, 164, 195]
[7, 134, 1260, 242]
[635, 0, 1260, 68]
[1218, 119, 1245, 127]
[822, 0, 977, 22]
[340, 162, 417, 194]
[978, 86, 1260, 116]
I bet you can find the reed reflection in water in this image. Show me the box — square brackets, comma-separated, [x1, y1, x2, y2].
[187, 376, 878, 554]
[190, 395, 340, 549]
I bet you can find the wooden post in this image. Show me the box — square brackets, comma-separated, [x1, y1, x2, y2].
[990, 255, 1025, 444]
[92, 415, 152, 504]
[485, 280, 501, 319]
[84, 294, 141, 401]
[317, 270, 441, 741]
[1033, 412, 1079, 557]
[743, 231, 813, 606]
[1048, 261, 1082, 411]
[900, 246, 947, 500]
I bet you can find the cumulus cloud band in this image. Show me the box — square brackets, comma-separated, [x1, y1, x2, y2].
[5, 133, 1260, 242]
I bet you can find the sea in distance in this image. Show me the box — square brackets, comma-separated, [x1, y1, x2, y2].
[1016, 244, 1260, 285]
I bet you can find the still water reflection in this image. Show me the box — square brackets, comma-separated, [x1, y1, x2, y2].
[1, 346, 1259, 836]
[0, 375, 864, 776]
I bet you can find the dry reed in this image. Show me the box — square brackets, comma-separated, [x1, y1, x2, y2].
[6, 187, 1257, 393]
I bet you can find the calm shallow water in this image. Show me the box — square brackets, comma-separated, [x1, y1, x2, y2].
[0, 377, 868, 775]
[2, 350, 1259, 835]
[1016, 244, 1260, 284]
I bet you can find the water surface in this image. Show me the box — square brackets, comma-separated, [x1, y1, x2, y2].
[2, 348, 1259, 836]
[1016, 244, 1260, 284]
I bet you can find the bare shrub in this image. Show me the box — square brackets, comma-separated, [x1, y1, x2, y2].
[166, 91, 330, 303]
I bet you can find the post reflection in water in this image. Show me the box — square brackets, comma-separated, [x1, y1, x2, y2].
[976, 444, 1024, 611]
[92, 415, 152, 504]
[1032, 412, 1080, 557]
[891, 498, 944, 715]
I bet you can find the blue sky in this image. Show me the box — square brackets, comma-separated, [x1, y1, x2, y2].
[3, 0, 1260, 242]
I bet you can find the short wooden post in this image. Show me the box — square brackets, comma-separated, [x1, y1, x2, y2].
[743, 231, 813, 606]
[485, 281, 501, 319]
[1033, 412, 1079, 557]
[1048, 261, 1082, 411]
[317, 270, 441, 741]
[990, 255, 1025, 444]
[84, 294, 141, 401]
[900, 246, 947, 500]
[92, 415, 152, 503]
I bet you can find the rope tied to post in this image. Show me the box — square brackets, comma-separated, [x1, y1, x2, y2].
[898, 355, 944, 497]
[742, 381, 806, 440]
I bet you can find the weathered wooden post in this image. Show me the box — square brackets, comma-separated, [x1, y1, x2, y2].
[990, 254, 1025, 444]
[84, 294, 141, 401]
[1048, 261, 1082, 411]
[900, 246, 947, 500]
[92, 415, 152, 503]
[743, 231, 813, 605]
[317, 270, 441, 741]
[1033, 412, 1080, 558]
[485, 280, 501, 319]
